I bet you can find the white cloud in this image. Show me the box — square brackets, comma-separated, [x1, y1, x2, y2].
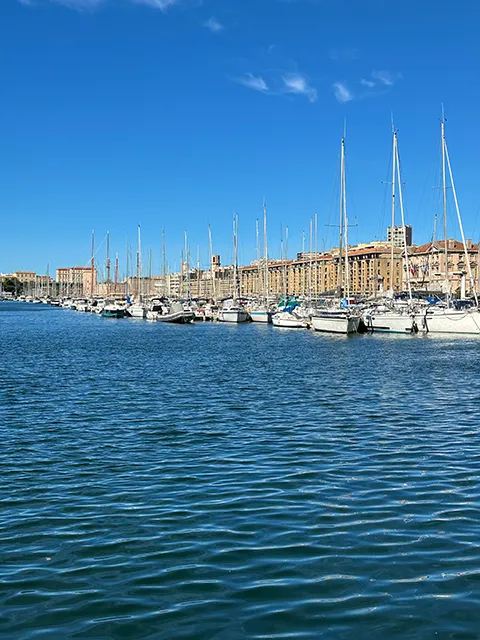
[282, 73, 317, 102]
[333, 81, 353, 103]
[203, 17, 224, 33]
[371, 70, 396, 86]
[234, 73, 269, 93]
[360, 78, 375, 88]
[134, 0, 180, 10]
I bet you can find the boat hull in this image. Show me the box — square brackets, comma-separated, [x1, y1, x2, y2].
[101, 309, 125, 318]
[421, 309, 480, 334]
[128, 306, 146, 318]
[218, 310, 250, 323]
[311, 312, 360, 334]
[250, 310, 272, 323]
[363, 310, 418, 334]
[156, 311, 195, 324]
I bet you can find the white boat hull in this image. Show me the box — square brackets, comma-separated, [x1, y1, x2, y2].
[311, 312, 360, 334]
[272, 313, 305, 328]
[363, 310, 418, 333]
[129, 306, 146, 318]
[421, 309, 480, 334]
[218, 310, 250, 323]
[250, 310, 271, 323]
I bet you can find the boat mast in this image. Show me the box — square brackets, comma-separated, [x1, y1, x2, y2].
[263, 200, 269, 303]
[114, 253, 119, 293]
[342, 135, 350, 300]
[197, 245, 201, 298]
[441, 110, 449, 301]
[314, 212, 318, 297]
[390, 124, 396, 293]
[136, 225, 142, 301]
[394, 131, 413, 301]
[184, 230, 191, 300]
[338, 138, 344, 296]
[233, 213, 239, 301]
[162, 228, 167, 297]
[256, 218, 260, 298]
[444, 130, 479, 307]
[285, 225, 289, 300]
[106, 231, 111, 296]
[91, 229, 95, 299]
[208, 224, 216, 301]
[302, 230, 306, 298]
[309, 216, 313, 300]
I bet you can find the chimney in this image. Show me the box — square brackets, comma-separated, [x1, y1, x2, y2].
[448, 238, 455, 250]
[466, 238, 473, 249]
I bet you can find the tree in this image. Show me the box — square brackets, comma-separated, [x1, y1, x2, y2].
[2, 278, 23, 295]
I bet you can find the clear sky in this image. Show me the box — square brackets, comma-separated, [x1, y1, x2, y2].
[1, 0, 480, 277]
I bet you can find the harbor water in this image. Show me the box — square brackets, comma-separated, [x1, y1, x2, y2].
[1, 301, 480, 639]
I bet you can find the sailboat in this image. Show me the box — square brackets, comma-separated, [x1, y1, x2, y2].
[420, 113, 480, 334]
[362, 127, 418, 333]
[311, 133, 360, 334]
[218, 214, 250, 323]
[272, 225, 306, 328]
[250, 202, 272, 323]
[128, 225, 147, 318]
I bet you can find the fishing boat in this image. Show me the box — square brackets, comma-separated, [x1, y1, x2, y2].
[311, 133, 360, 335]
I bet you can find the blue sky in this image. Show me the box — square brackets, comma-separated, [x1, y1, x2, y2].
[1, 0, 479, 276]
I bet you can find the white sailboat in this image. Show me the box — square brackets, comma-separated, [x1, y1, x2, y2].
[250, 201, 272, 323]
[421, 113, 480, 334]
[218, 214, 250, 323]
[128, 224, 147, 318]
[363, 126, 418, 333]
[311, 133, 360, 335]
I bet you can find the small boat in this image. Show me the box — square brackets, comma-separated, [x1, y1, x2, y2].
[150, 301, 195, 324]
[101, 304, 125, 318]
[311, 308, 360, 334]
[250, 308, 272, 323]
[271, 310, 306, 328]
[128, 302, 147, 318]
[421, 306, 480, 334]
[362, 308, 418, 333]
[218, 299, 250, 323]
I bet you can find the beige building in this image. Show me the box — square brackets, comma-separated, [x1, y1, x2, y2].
[407, 239, 479, 294]
[56, 266, 97, 297]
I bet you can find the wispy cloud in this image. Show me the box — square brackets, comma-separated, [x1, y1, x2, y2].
[333, 81, 353, 103]
[282, 73, 317, 102]
[203, 17, 224, 33]
[133, 0, 180, 10]
[371, 70, 397, 86]
[233, 73, 269, 93]
[360, 78, 375, 88]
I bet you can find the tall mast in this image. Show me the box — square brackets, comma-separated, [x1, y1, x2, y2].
[136, 224, 142, 301]
[162, 228, 167, 297]
[255, 218, 260, 297]
[125, 237, 130, 297]
[444, 133, 479, 306]
[233, 213, 239, 300]
[280, 226, 285, 301]
[106, 231, 111, 296]
[114, 253, 119, 292]
[390, 125, 396, 293]
[314, 212, 318, 297]
[302, 230, 306, 298]
[197, 245, 201, 298]
[394, 131, 412, 301]
[90, 229, 95, 299]
[342, 135, 350, 300]
[338, 136, 345, 295]
[263, 200, 268, 302]
[309, 217, 313, 300]
[208, 224, 216, 300]
[184, 230, 190, 300]
[441, 109, 449, 300]
[285, 225, 289, 299]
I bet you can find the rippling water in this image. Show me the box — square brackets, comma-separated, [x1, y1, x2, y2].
[1, 302, 480, 639]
